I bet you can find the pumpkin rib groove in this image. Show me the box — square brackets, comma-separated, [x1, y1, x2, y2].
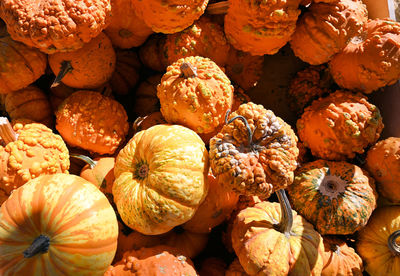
[144, 182, 198, 209]
[5, 41, 35, 74]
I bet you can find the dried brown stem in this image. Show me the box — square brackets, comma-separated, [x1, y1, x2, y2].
[206, 1, 229, 15]
[0, 117, 17, 144]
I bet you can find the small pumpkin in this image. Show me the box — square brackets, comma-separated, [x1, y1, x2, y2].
[138, 35, 168, 72]
[297, 90, 384, 160]
[133, 74, 162, 117]
[199, 258, 227, 276]
[0, 173, 119, 275]
[55, 91, 129, 155]
[225, 258, 247, 276]
[109, 49, 141, 95]
[49, 32, 116, 89]
[365, 137, 400, 203]
[49, 83, 76, 111]
[157, 56, 234, 135]
[112, 124, 209, 235]
[0, 0, 112, 53]
[0, 35, 47, 94]
[357, 206, 400, 276]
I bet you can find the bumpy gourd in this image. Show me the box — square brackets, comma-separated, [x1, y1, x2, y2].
[297, 90, 384, 160]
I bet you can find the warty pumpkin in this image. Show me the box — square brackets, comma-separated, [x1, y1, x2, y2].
[157, 56, 234, 135]
[112, 124, 209, 235]
[287, 159, 378, 235]
[0, 173, 119, 275]
[297, 90, 384, 160]
[0, 0, 112, 53]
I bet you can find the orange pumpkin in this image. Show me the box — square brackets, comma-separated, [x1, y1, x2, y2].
[49, 32, 116, 89]
[109, 49, 141, 95]
[0, 173, 119, 275]
[138, 35, 168, 72]
[132, 112, 166, 134]
[133, 74, 162, 117]
[157, 56, 234, 135]
[0, 0, 112, 53]
[199, 258, 227, 276]
[49, 83, 76, 111]
[225, 258, 247, 276]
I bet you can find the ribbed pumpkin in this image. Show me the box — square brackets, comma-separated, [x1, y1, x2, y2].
[290, 0, 368, 65]
[329, 19, 400, 93]
[49, 32, 116, 89]
[109, 49, 141, 95]
[288, 160, 378, 235]
[0, 36, 47, 94]
[0, 0, 112, 53]
[297, 90, 384, 160]
[365, 137, 400, 203]
[104, 0, 153, 48]
[321, 236, 363, 276]
[132, 0, 209, 34]
[157, 56, 234, 135]
[112, 124, 209, 235]
[357, 206, 400, 276]
[0, 173, 118, 275]
[138, 35, 168, 72]
[133, 74, 162, 117]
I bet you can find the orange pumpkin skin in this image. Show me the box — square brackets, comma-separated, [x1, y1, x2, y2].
[104, 0, 153, 48]
[113, 124, 209, 235]
[290, 0, 368, 65]
[365, 137, 400, 203]
[321, 237, 363, 276]
[55, 91, 129, 155]
[231, 201, 324, 275]
[49, 32, 116, 89]
[0, 174, 118, 275]
[139, 35, 168, 72]
[357, 206, 400, 276]
[110, 49, 141, 95]
[0, 0, 111, 54]
[80, 156, 115, 198]
[163, 16, 230, 67]
[49, 83, 76, 111]
[0, 122, 69, 199]
[132, 0, 209, 34]
[4, 86, 54, 128]
[225, 258, 247, 276]
[199, 258, 227, 276]
[329, 19, 400, 93]
[183, 170, 239, 234]
[106, 245, 197, 276]
[0, 36, 47, 94]
[288, 160, 378, 235]
[133, 74, 162, 117]
[224, 0, 302, 55]
[157, 56, 234, 135]
[209, 102, 299, 198]
[297, 90, 384, 160]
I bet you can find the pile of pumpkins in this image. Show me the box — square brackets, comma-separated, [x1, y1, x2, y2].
[0, 0, 400, 275]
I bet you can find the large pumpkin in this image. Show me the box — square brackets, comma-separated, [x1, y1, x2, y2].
[112, 124, 209, 235]
[0, 173, 119, 275]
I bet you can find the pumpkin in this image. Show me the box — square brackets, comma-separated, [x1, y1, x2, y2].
[133, 74, 162, 117]
[183, 170, 239, 233]
[357, 206, 400, 276]
[163, 16, 230, 67]
[288, 64, 333, 114]
[329, 19, 400, 93]
[365, 137, 400, 203]
[225, 48, 264, 90]
[321, 236, 363, 276]
[290, 0, 368, 65]
[138, 35, 168, 72]
[225, 258, 247, 276]
[49, 32, 116, 89]
[157, 56, 234, 135]
[0, 35, 47, 94]
[224, 0, 303, 55]
[231, 190, 324, 275]
[3, 85, 54, 128]
[199, 258, 227, 276]
[49, 83, 76, 111]
[209, 102, 299, 199]
[0, 118, 69, 202]
[106, 245, 197, 275]
[132, 112, 166, 134]
[231, 86, 251, 112]
[109, 49, 141, 95]
[0, 173, 118, 275]
[104, 0, 153, 48]
[0, 0, 112, 53]
[55, 90, 129, 155]
[132, 0, 209, 34]
[288, 159, 378, 235]
[297, 90, 384, 160]
[112, 124, 209, 235]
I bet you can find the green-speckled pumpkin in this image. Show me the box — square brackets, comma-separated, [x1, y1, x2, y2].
[112, 124, 209, 235]
[287, 159, 378, 235]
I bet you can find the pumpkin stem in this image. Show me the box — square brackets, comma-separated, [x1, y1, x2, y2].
[276, 189, 293, 236]
[70, 153, 97, 169]
[0, 117, 18, 144]
[23, 234, 50, 258]
[388, 230, 400, 255]
[206, 1, 229, 14]
[51, 60, 73, 88]
[180, 62, 197, 78]
[225, 110, 254, 148]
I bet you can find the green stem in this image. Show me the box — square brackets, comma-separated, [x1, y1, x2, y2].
[51, 60, 73, 88]
[206, 1, 229, 14]
[276, 189, 293, 236]
[70, 154, 97, 169]
[388, 230, 400, 255]
[23, 235, 50, 258]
